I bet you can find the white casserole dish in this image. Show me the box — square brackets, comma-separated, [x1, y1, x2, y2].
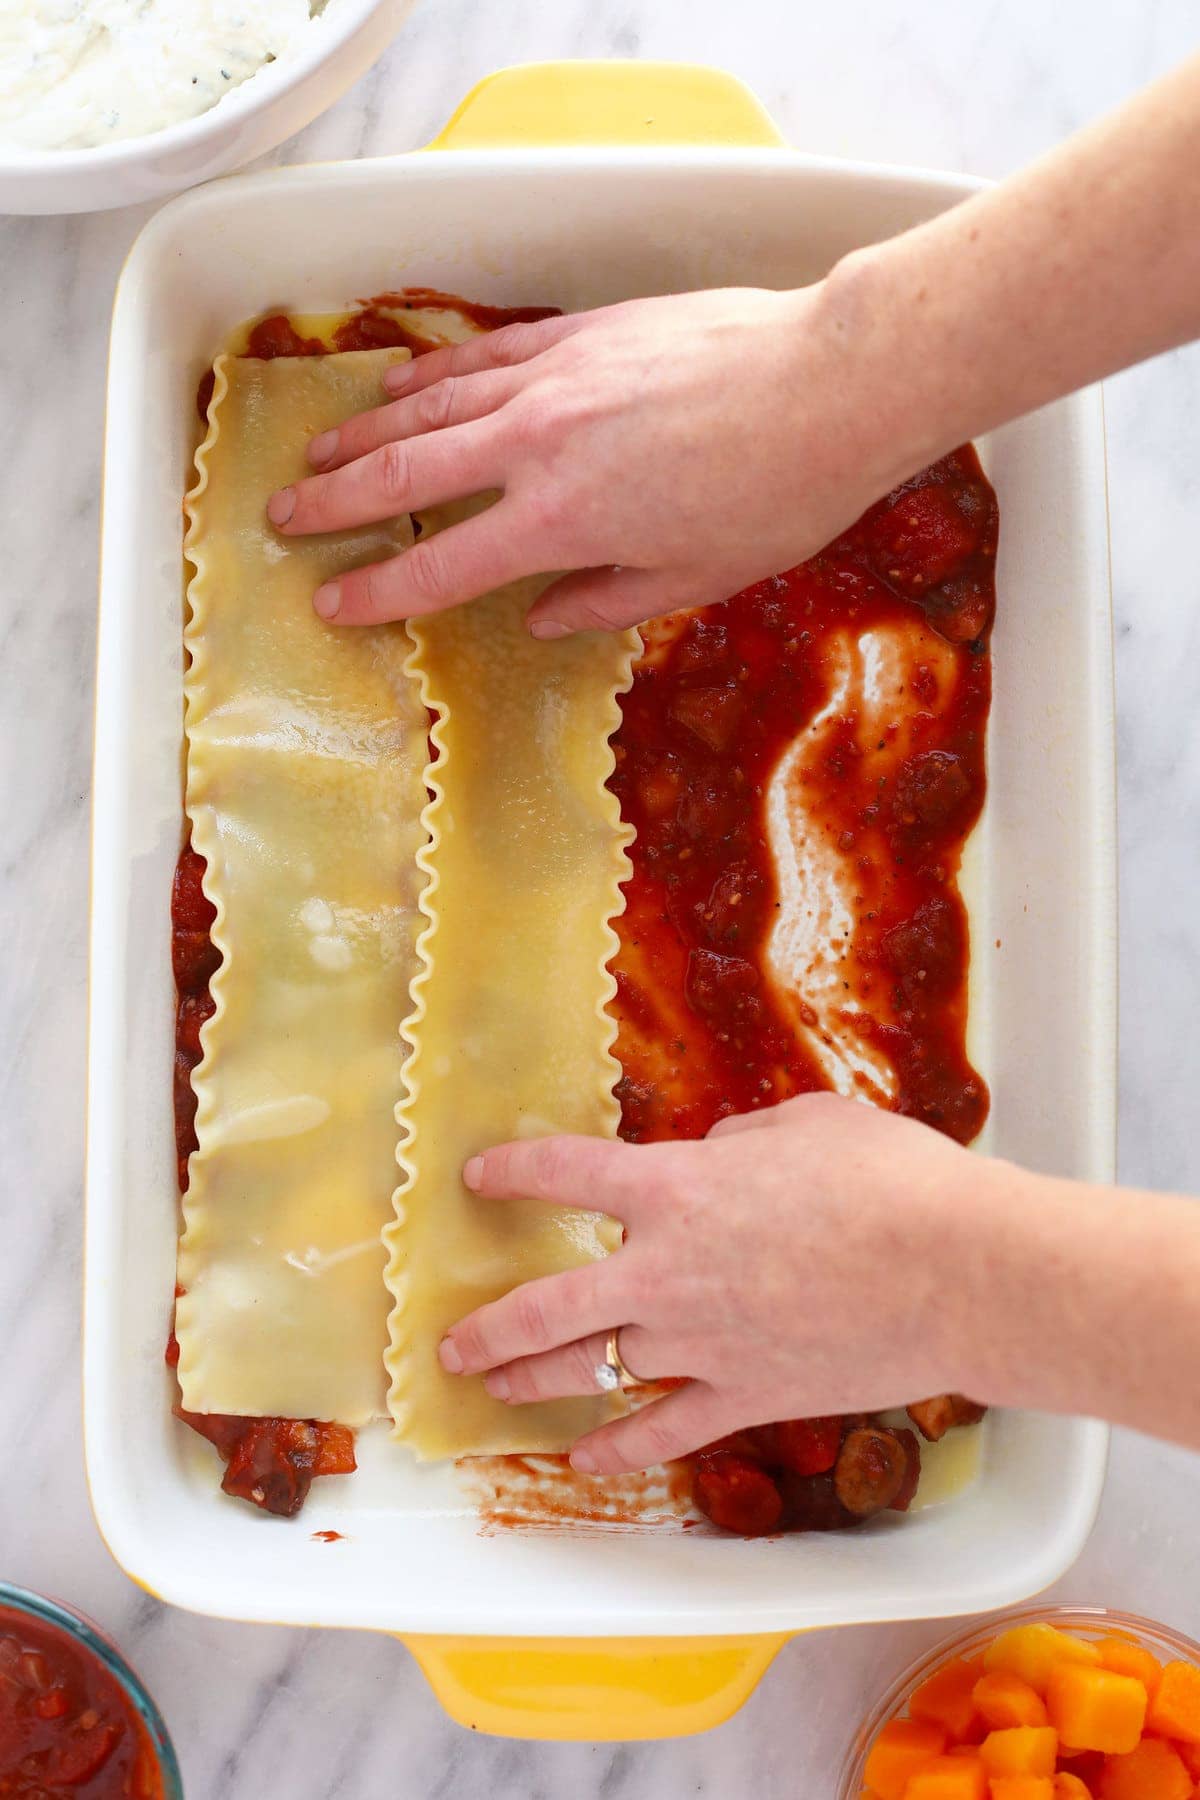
[86, 63, 1115, 1739]
[0, 0, 413, 215]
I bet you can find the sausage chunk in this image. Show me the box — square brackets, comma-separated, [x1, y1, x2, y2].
[834, 1426, 910, 1517]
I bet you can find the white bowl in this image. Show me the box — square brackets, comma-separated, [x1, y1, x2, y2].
[0, 0, 414, 215]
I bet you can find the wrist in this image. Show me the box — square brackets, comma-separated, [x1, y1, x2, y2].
[943, 1155, 1085, 1413]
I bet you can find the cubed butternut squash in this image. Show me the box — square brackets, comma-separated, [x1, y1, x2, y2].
[1174, 1737, 1200, 1780]
[988, 1782, 1054, 1800]
[900, 1756, 987, 1800]
[984, 1628, 1101, 1697]
[1096, 1736, 1192, 1800]
[1053, 1775, 1094, 1799]
[912, 1660, 986, 1742]
[1045, 1665, 1147, 1755]
[1146, 1660, 1200, 1746]
[979, 1728, 1059, 1780]
[866, 1720, 949, 1800]
[974, 1673, 1049, 1731]
[1095, 1638, 1161, 1696]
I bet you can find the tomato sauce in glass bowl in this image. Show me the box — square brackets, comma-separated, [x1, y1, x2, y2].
[0, 1587, 180, 1799]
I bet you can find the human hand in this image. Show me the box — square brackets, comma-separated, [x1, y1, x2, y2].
[265, 285, 918, 635]
[439, 1094, 1016, 1475]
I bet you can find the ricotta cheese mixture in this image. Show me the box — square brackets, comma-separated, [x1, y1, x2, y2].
[0, 0, 317, 151]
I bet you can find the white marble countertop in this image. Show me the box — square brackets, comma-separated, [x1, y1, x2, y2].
[3, 2, 1200, 1793]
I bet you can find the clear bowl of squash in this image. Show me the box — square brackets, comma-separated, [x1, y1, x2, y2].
[838, 1606, 1200, 1800]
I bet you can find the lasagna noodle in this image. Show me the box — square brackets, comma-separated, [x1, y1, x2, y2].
[176, 348, 426, 1422]
[387, 498, 637, 1458]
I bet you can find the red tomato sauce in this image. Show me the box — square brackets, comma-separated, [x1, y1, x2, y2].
[609, 447, 992, 1148]
[174, 296, 992, 1528]
[0, 1610, 164, 1797]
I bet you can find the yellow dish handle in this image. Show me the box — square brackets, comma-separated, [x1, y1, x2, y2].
[401, 1632, 792, 1740]
[412, 53, 787, 1747]
[426, 61, 785, 151]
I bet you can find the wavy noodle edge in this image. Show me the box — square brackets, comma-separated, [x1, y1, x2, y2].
[173, 353, 233, 1403]
[383, 615, 639, 1452]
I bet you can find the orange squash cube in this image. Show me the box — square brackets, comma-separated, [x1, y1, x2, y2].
[900, 1756, 987, 1799]
[866, 1720, 949, 1800]
[984, 1628, 1101, 1697]
[1046, 1665, 1147, 1754]
[979, 1728, 1059, 1780]
[1146, 1659, 1200, 1745]
[1053, 1775, 1093, 1799]
[1095, 1637, 1161, 1696]
[989, 1782, 1054, 1800]
[912, 1659, 986, 1742]
[974, 1673, 1050, 1731]
[1096, 1736, 1193, 1800]
[1174, 1737, 1200, 1780]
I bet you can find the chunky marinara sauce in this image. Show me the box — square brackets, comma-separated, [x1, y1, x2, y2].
[0, 1609, 163, 1797]
[174, 296, 994, 1528]
[609, 448, 993, 1147]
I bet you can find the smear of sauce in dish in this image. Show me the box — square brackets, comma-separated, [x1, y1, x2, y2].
[460, 1449, 694, 1533]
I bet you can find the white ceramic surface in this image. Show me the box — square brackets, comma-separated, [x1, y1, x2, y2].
[0, 0, 413, 215]
[3, 0, 1200, 1791]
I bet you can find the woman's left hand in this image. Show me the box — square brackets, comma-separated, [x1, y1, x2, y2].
[440, 1093, 1022, 1475]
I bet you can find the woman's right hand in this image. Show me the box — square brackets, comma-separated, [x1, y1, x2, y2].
[266, 281, 920, 637]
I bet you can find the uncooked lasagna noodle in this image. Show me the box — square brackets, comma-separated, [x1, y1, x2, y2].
[386, 496, 637, 1458]
[176, 348, 426, 1423]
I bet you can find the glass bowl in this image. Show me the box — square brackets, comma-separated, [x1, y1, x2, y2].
[837, 1603, 1200, 1798]
[0, 1581, 183, 1798]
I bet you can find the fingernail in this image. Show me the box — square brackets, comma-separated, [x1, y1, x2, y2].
[313, 581, 341, 620]
[529, 619, 572, 641]
[384, 362, 413, 393]
[486, 1370, 511, 1401]
[439, 1337, 464, 1374]
[462, 1155, 484, 1191]
[267, 486, 295, 526]
[570, 1447, 598, 1475]
[309, 429, 338, 467]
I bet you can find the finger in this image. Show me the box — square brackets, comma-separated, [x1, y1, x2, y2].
[269, 423, 499, 536]
[486, 1324, 674, 1406]
[379, 314, 579, 399]
[441, 1261, 623, 1377]
[526, 566, 710, 639]
[307, 370, 523, 472]
[706, 1105, 790, 1139]
[463, 1133, 667, 1222]
[318, 499, 535, 624]
[570, 1382, 730, 1477]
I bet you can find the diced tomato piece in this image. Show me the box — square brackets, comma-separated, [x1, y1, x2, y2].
[42, 1717, 121, 1783]
[172, 927, 221, 994]
[244, 313, 325, 359]
[693, 1451, 783, 1535]
[668, 684, 746, 752]
[684, 949, 760, 1020]
[171, 845, 216, 933]
[863, 480, 982, 594]
[758, 1417, 843, 1476]
[176, 989, 216, 1062]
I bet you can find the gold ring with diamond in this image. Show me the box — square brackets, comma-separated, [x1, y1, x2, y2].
[595, 1326, 642, 1393]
